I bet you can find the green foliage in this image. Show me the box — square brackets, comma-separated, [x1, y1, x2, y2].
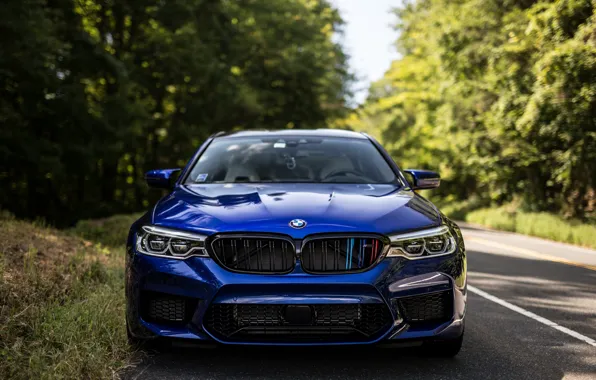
[434, 196, 488, 221]
[355, 0, 596, 220]
[466, 206, 596, 249]
[0, 0, 353, 226]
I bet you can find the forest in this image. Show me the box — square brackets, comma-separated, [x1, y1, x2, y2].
[0, 0, 352, 225]
[353, 0, 596, 221]
[1, 0, 595, 225]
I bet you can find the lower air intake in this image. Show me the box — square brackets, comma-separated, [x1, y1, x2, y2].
[204, 303, 392, 342]
[398, 291, 452, 324]
[142, 291, 198, 325]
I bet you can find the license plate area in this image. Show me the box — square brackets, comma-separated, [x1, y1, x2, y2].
[283, 305, 314, 325]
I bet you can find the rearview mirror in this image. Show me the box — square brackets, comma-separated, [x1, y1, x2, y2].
[145, 169, 181, 189]
[403, 169, 440, 190]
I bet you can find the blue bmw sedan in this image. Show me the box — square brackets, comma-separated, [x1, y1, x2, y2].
[126, 129, 466, 356]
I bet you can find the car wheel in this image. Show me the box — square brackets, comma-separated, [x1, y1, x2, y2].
[423, 332, 464, 357]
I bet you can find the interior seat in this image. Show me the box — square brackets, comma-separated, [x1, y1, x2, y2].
[319, 156, 355, 179]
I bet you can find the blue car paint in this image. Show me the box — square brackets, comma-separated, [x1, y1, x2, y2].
[126, 131, 467, 346]
[144, 168, 181, 189]
[151, 184, 440, 237]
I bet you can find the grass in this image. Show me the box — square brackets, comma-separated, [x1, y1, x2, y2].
[71, 213, 143, 248]
[0, 211, 139, 379]
[463, 206, 596, 249]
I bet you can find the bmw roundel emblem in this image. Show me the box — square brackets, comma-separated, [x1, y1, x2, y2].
[289, 219, 307, 229]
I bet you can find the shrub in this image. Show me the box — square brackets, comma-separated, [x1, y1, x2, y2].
[435, 196, 487, 221]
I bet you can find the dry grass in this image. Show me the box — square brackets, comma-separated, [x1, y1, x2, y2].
[0, 212, 133, 379]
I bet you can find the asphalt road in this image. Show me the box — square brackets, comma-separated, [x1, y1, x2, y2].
[127, 225, 596, 380]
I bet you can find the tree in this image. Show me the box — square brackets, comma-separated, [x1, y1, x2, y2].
[0, 0, 353, 225]
[354, 0, 596, 219]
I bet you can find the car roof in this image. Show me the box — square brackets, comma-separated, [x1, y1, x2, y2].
[213, 129, 369, 140]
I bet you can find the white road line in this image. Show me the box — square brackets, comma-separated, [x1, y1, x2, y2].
[468, 285, 596, 348]
[466, 237, 596, 271]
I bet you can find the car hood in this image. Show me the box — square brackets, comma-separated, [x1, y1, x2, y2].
[152, 183, 441, 238]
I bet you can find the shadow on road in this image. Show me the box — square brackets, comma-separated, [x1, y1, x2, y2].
[125, 341, 569, 380]
[467, 249, 596, 339]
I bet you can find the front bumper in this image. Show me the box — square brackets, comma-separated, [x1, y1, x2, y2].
[126, 241, 467, 346]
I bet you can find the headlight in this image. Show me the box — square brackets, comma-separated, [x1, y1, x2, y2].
[387, 225, 456, 259]
[136, 225, 208, 259]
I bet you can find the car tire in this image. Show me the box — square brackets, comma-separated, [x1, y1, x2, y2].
[423, 332, 464, 357]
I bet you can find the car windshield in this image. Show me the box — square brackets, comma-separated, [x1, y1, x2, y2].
[185, 136, 398, 184]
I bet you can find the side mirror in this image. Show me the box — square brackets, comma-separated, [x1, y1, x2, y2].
[403, 169, 440, 190]
[145, 169, 181, 189]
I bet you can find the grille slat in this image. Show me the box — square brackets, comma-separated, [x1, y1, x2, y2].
[323, 241, 328, 270]
[204, 303, 392, 342]
[210, 236, 295, 273]
[333, 240, 338, 270]
[301, 237, 384, 273]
